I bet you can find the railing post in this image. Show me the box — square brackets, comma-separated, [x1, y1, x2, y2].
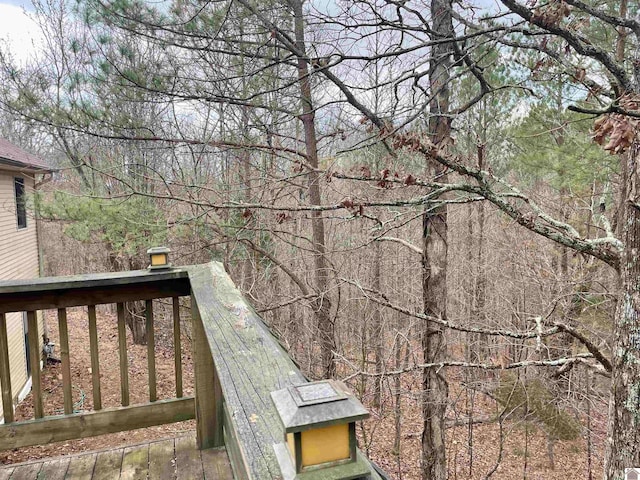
[57, 308, 73, 415]
[27, 311, 43, 419]
[0, 313, 14, 423]
[172, 297, 183, 398]
[87, 305, 101, 411]
[191, 296, 223, 449]
[146, 300, 157, 403]
[116, 303, 130, 407]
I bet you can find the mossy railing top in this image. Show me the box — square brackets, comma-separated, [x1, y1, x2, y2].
[0, 262, 386, 479]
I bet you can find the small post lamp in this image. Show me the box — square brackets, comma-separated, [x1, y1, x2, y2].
[147, 246, 171, 270]
[271, 380, 371, 480]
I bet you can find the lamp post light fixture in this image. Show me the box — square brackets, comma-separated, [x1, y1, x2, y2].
[271, 379, 371, 480]
[147, 247, 171, 270]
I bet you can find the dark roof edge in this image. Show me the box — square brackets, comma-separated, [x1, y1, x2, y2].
[0, 156, 52, 172]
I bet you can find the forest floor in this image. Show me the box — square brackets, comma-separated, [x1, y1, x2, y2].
[361, 364, 608, 479]
[0, 308, 607, 479]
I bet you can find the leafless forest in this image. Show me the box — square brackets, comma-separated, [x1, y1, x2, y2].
[0, 0, 638, 478]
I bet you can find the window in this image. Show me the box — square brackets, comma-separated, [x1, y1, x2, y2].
[14, 177, 27, 229]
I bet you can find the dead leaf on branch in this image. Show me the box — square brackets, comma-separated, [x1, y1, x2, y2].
[592, 95, 640, 155]
[531, 0, 571, 27]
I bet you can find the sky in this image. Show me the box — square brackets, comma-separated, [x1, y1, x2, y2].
[0, 0, 41, 63]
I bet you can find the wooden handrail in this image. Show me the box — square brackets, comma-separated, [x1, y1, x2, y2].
[187, 262, 384, 480]
[0, 269, 191, 314]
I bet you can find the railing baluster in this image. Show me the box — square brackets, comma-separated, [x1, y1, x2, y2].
[146, 300, 157, 402]
[0, 313, 14, 423]
[27, 311, 43, 418]
[172, 297, 183, 398]
[57, 308, 73, 415]
[88, 305, 101, 411]
[117, 303, 130, 407]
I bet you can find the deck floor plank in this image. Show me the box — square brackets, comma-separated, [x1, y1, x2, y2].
[175, 436, 203, 480]
[9, 463, 41, 480]
[8, 463, 38, 480]
[64, 453, 97, 480]
[0, 434, 231, 480]
[148, 438, 176, 480]
[38, 458, 71, 480]
[201, 448, 233, 480]
[92, 448, 124, 480]
[120, 443, 149, 480]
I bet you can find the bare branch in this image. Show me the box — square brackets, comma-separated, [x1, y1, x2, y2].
[375, 236, 423, 255]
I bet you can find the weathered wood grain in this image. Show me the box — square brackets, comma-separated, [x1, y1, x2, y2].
[58, 309, 73, 415]
[147, 438, 176, 480]
[191, 297, 223, 450]
[0, 398, 194, 450]
[87, 306, 101, 411]
[92, 449, 123, 480]
[120, 444, 148, 480]
[172, 297, 183, 399]
[64, 453, 96, 480]
[146, 300, 157, 403]
[9, 462, 40, 480]
[38, 458, 71, 480]
[27, 311, 43, 419]
[222, 404, 249, 480]
[188, 263, 306, 479]
[0, 467, 12, 480]
[117, 303, 130, 407]
[175, 435, 203, 480]
[0, 313, 13, 423]
[0, 269, 190, 314]
[187, 262, 383, 480]
[201, 447, 233, 480]
[0, 434, 234, 480]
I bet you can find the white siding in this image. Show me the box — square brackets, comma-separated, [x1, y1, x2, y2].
[0, 170, 43, 421]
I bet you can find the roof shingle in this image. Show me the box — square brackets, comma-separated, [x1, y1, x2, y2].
[0, 138, 50, 171]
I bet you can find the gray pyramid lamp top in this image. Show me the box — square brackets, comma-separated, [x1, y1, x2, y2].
[271, 380, 369, 433]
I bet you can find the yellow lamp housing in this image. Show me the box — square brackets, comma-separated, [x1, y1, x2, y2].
[147, 246, 171, 270]
[271, 380, 371, 480]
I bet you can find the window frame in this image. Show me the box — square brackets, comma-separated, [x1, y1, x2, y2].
[14, 177, 27, 230]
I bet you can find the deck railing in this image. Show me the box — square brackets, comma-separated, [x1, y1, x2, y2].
[0, 268, 195, 450]
[0, 262, 386, 480]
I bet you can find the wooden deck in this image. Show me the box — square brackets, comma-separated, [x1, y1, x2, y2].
[0, 262, 388, 480]
[0, 435, 233, 480]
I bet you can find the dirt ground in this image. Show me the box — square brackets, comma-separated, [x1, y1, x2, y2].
[0, 305, 195, 465]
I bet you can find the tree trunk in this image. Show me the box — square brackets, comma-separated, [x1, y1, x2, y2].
[421, 0, 452, 478]
[373, 240, 384, 408]
[125, 303, 147, 345]
[291, 0, 335, 379]
[604, 141, 640, 479]
[108, 251, 147, 345]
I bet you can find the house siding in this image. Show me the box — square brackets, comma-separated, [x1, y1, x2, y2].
[0, 171, 44, 420]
